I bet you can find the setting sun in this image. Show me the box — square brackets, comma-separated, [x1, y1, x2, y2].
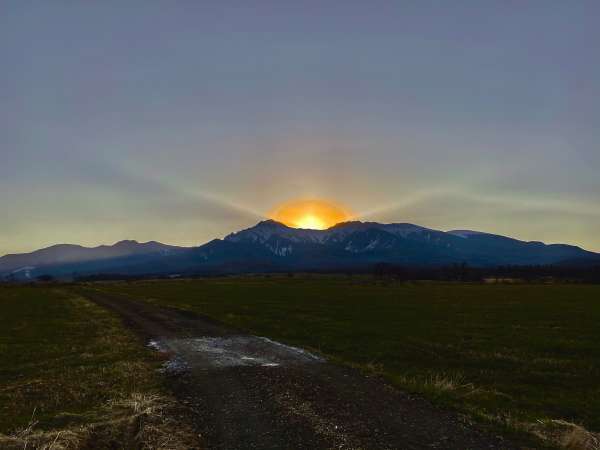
[269, 199, 352, 230]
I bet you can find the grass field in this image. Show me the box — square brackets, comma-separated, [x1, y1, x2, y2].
[0, 285, 198, 448]
[2, 279, 598, 448]
[96, 277, 600, 446]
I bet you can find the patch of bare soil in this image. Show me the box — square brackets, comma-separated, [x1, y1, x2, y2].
[83, 289, 520, 450]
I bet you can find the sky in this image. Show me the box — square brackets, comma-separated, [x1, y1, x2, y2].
[1, 1, 599, 255]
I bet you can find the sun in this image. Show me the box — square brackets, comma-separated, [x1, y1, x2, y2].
[296, 215, 327, 230]
[269, 199, 352, 230]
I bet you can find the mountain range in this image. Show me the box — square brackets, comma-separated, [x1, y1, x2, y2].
[2, 220, 599, 280]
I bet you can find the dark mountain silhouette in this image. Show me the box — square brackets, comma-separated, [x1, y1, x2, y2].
[0, 240, 183, 279]
[1, 220, 599, 280]
[217, 220, 599, 268]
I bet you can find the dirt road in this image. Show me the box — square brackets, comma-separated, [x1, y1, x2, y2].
[81, 288, 519, 450]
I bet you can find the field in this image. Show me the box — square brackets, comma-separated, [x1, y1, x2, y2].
[2, 278, 599, 449]
[0, 285, 199, 448]
[95, 277, 600, 445]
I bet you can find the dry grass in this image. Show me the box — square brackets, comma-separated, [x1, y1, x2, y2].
[0, 288, 203, 449]
[389, 372, 479, 398]
[531, 420, 600, 450]
[0, 393, 202, 450]
[424, 374, 470, 393]
[478, 413, 600, 450]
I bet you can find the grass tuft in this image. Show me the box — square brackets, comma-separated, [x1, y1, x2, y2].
[0, 392, 201, 450]
[532, 420, 600, 450]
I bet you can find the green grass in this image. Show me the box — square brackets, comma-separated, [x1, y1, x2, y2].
[95, 277, 600, 436]
[0, 285, 160, 434]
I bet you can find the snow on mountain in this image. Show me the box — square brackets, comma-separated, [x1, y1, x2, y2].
[3, 220, 599, 280]
[225, 220, 324, 244]
[448, 230, 488, 238]
[225, 220, 431, 248]
[11, 266, 36, 279]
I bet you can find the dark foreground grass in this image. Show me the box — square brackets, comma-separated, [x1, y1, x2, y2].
[97, 277, 600, 444]
[0, 285, 200, 448]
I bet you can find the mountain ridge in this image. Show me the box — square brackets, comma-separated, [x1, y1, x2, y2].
[0, 240, 184, 276]
[2, 220, 599, 280]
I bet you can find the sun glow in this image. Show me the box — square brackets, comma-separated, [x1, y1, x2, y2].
[269, 199, 352, 230]
[296, 215, 326, 230]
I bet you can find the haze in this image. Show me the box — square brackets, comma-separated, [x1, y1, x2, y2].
[1, 2, 599, 255]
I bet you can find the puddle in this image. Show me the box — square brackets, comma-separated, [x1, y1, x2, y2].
[148, 339, 163, 351]
[147, 339, 189, 374]
[148, 335, 324, 372]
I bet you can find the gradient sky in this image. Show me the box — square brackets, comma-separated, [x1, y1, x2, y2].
[1, 1, 599, 255]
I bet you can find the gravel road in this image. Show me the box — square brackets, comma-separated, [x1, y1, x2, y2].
[82, 288, 520, 450]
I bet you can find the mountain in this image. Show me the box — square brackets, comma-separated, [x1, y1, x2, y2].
[0, 240, 184, 280]
[1, 220, 599, 280]
[217, 220, 600, 268]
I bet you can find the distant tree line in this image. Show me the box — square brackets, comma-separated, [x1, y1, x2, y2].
[2, 263, 599, 284]
[372, 262, 600, 283]
[74, 263, 600, 283]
